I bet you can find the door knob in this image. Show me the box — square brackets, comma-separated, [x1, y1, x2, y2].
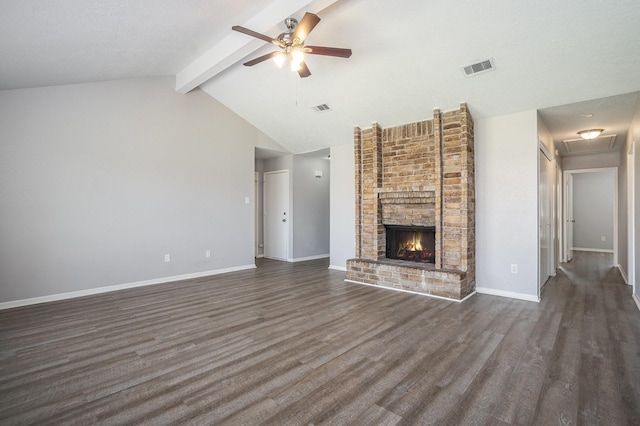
[282, 219, 287, 222]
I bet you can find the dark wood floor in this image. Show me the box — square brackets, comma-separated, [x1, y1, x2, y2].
[1, 252, 639, 425]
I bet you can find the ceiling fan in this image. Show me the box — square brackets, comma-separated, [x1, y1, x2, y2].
[232, 12, 352, 78]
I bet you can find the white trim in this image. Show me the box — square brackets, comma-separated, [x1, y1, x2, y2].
[329, 265, 347, 271]
[344, 279, 476, 303]
[0, 264, 256, 310]
[634, 293, 640, 312]
[255, 254, 265, 259]
[475, 286, 540, 302]
[627, 144, 636, 307]
[618, 265, 629, 285]
[288, 254, 330, 262]
[571, 247, 614, 253]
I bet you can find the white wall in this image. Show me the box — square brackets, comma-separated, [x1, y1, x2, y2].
[329, 143, 355, 270]
[572, 171, 615, 251]
[0, 77, 280, 305]
[475, 110, 540, 301]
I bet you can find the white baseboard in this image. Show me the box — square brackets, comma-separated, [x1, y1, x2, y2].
[255, 254, 264, 259]
[618, 265, 629, 284]
[288, 254, 330, 263]
[572, 247, 614, 253]
[0, 264, 256, 311]
[475, 287, 540, 302]
[634, 293, 640, 312]
[329, 265, 347, 272]
[344, 279, 475, 303]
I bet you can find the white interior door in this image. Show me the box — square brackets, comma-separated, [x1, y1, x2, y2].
[539, 149, 551, 288]
[264, 170, 289, 261]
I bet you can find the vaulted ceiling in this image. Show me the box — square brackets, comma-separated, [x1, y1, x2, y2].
[2, 0, 639, 154]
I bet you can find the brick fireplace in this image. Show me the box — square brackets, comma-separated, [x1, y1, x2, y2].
[345, 104, 475, 301]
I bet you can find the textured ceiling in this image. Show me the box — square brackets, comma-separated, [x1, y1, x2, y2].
[1, 0, 639, 154]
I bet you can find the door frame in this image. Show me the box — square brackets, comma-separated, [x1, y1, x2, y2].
[627, 143, 636, 290]
[563, 167, 618, 265]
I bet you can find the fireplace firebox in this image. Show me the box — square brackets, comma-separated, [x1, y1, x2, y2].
[385, 225, 435, 264]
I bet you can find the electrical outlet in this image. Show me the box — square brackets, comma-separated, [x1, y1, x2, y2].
[164, 254, 171, 263]
[510, 264, 518, 274]
[205, 250, 211, 258]
[601, 236, 606, 241]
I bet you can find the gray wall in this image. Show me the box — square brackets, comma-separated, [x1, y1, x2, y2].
[571, 171, 615, 251]
[562, 151, 620, 170]
[474, 110, 540, 300]
[0, 77, 281, 303]
[292, 156, 330, 259]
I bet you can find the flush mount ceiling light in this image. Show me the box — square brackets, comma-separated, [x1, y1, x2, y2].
[577, 129, 604, 139]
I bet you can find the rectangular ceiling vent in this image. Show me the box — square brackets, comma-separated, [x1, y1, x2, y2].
[312, 103, 332, 113]
[562, 134, 617, 155]
[462, 58, 496, 76]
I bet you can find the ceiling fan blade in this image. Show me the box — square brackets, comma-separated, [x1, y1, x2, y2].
[243, 51, 280, 66]
[292, 13, 321, 43]
[305, 46, 352, 58]
[297, 62, 311, 78]
[232, 25, 276, 44]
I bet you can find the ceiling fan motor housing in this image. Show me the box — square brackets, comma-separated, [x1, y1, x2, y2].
[284, 17, 298, 31]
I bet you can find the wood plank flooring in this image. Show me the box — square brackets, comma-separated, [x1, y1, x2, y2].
[1, 252, 639, 425]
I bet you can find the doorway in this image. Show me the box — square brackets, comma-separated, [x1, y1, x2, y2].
[264, 170, 289, 261]
[563, 168, 618, 264]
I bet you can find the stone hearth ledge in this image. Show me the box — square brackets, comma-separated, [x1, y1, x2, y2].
[345, 258, 475, 302]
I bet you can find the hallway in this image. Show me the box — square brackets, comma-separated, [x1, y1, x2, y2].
[536, 251, 640, 424]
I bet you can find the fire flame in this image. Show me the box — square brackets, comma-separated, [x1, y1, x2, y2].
[403, 232, 422, 252]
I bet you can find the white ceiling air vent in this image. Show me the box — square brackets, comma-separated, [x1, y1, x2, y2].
[312, 103, 332, 113]
[462, 58, 496, 76]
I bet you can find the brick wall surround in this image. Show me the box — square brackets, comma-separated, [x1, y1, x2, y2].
[346, 104, 475, 301]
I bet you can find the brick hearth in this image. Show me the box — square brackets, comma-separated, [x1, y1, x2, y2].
[346, 104, 475, 301]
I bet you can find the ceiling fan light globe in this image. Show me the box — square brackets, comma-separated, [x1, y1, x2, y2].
[291, 49, 305, 65]
[273, 53, 286, 68]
